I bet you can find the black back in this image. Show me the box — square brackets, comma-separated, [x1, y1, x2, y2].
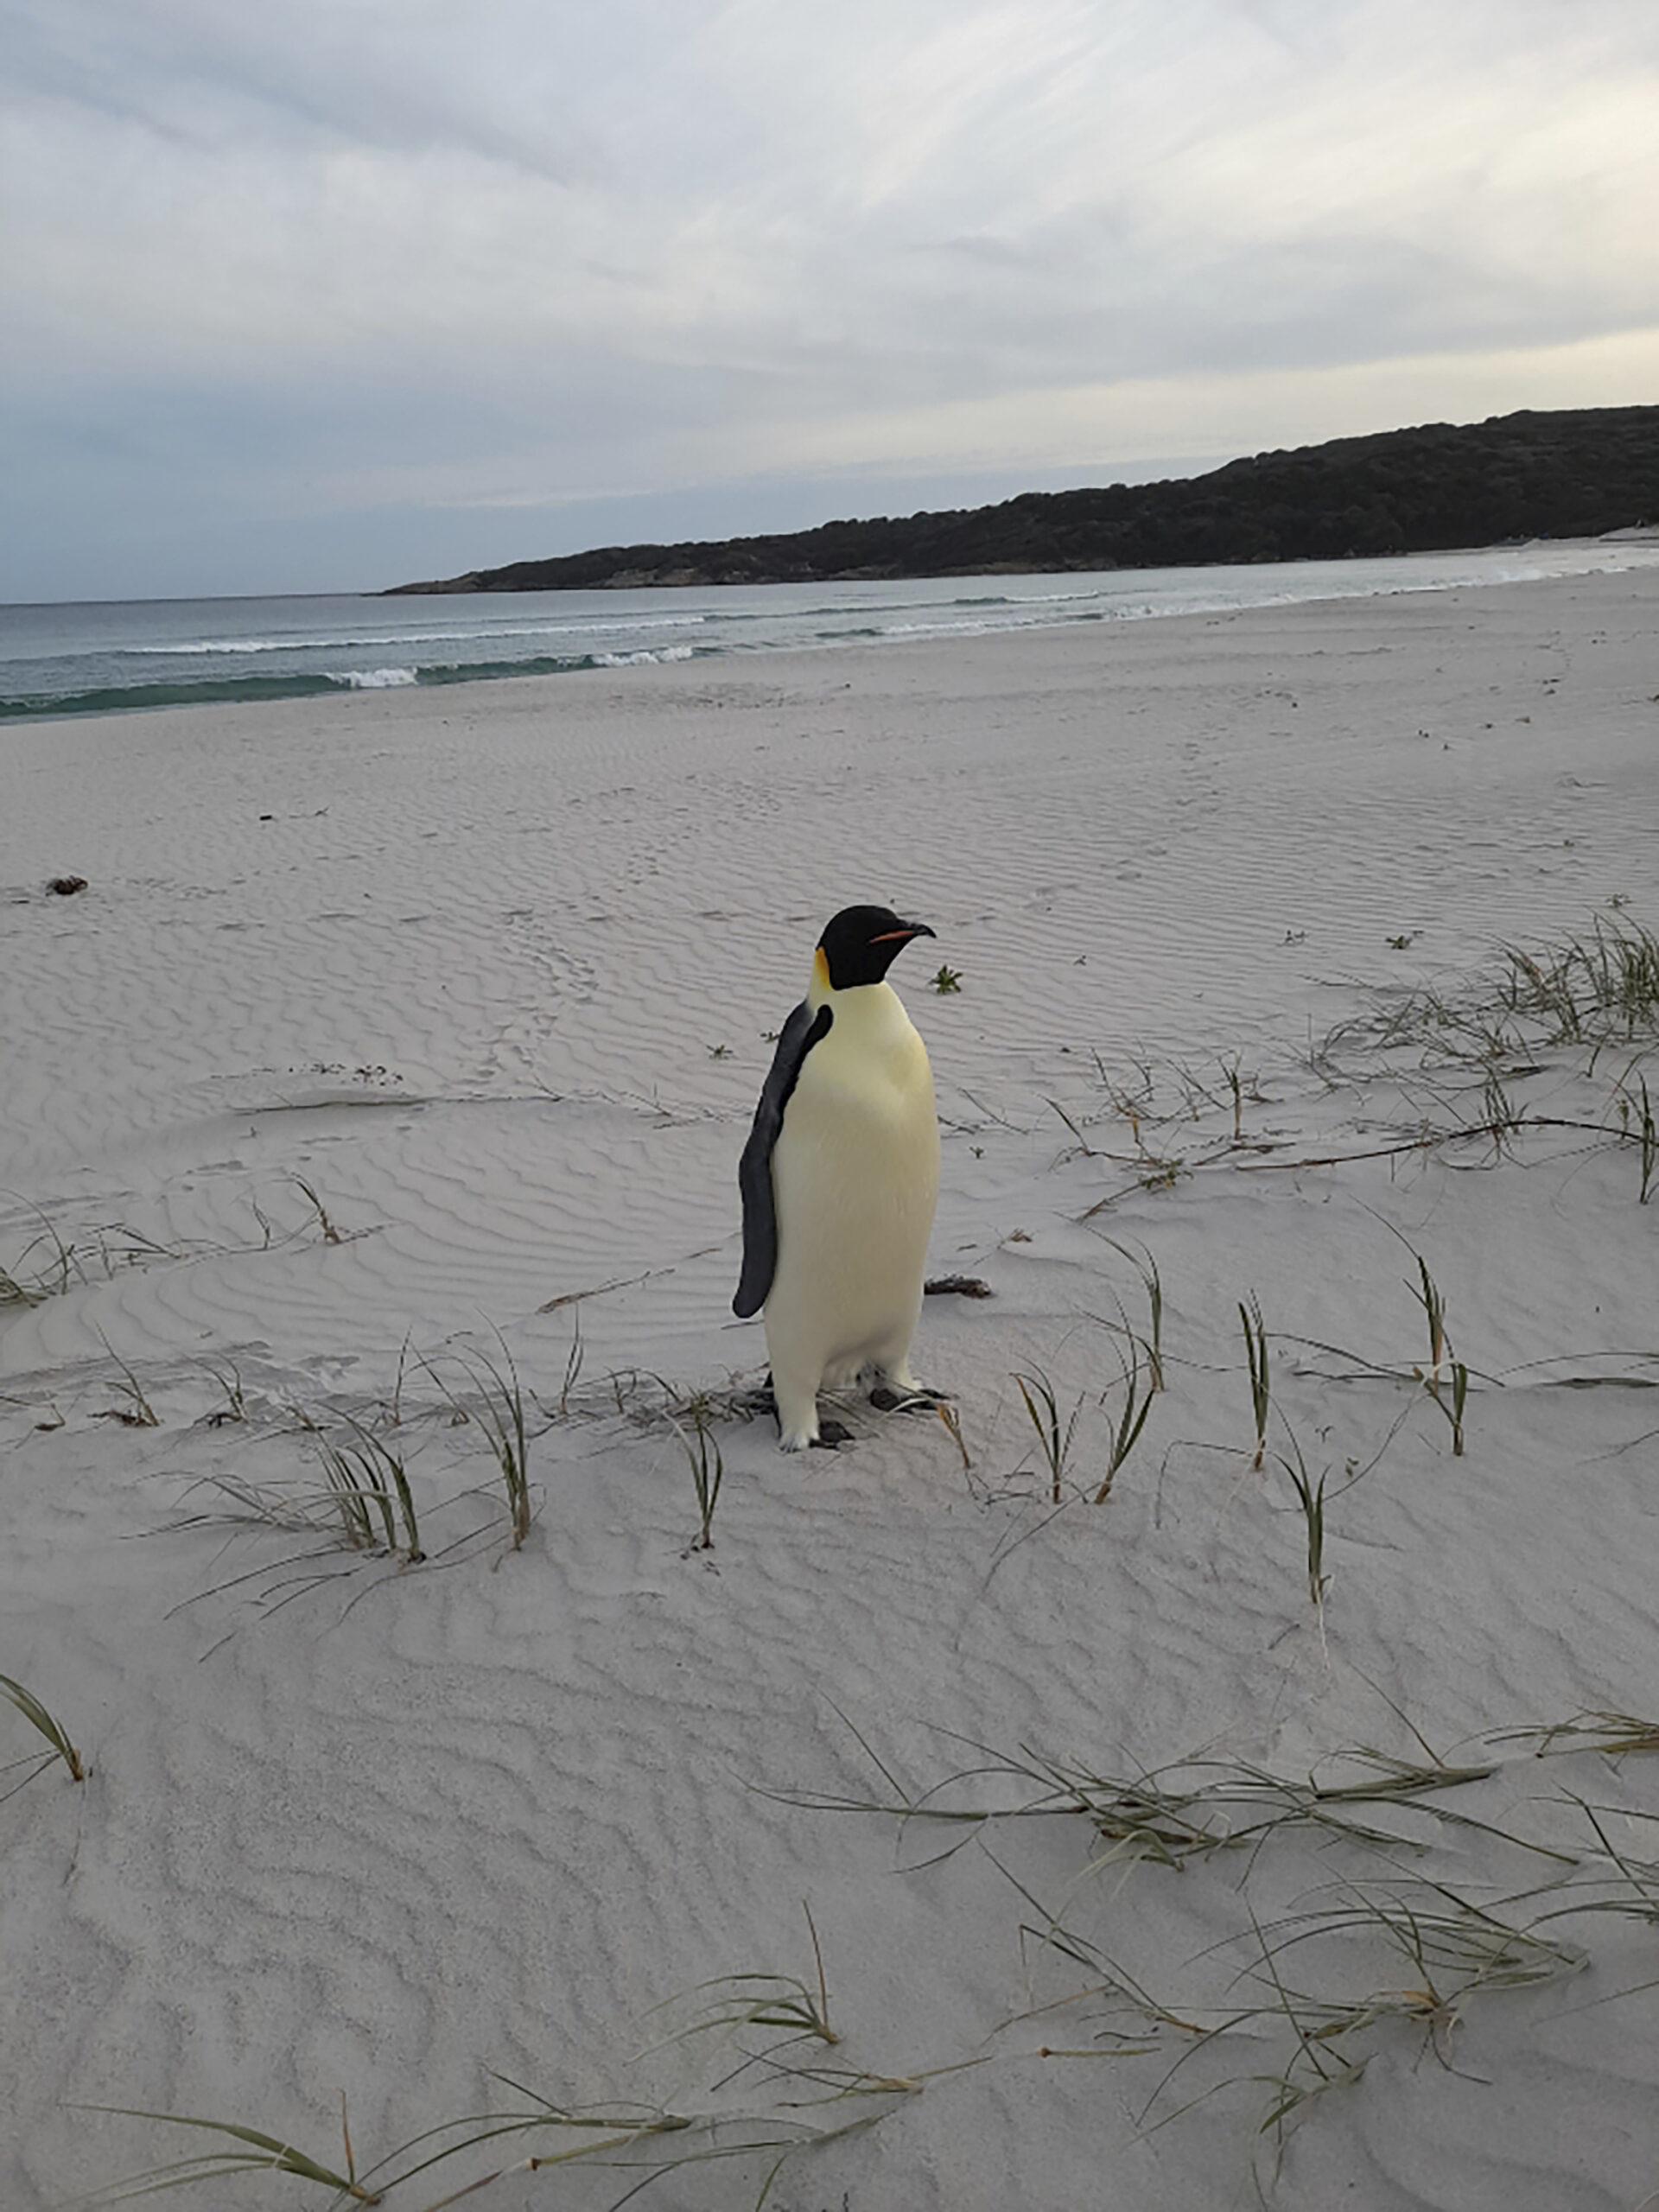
[731, 999, 834, 1317]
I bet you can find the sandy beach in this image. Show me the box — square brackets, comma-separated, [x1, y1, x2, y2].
[5, 566, 1659, 2211]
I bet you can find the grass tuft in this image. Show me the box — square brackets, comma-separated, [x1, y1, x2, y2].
[1239, 1294, 1270, 1471]
[1095, 1238, 1166, 1389]
[1095, 1338, 1154, 1504]
[0, 1670, 86, 1783]
[669, 1395, 726, 1551]
[1274, 1432, 1328, 1610]
[1404, 1249, 1469, 1453]
[290, 1175, 345, 1245]
[315, 1419, 423, 1562]
[1012, 1366, 1082, 1505]
[72, 2106, 378, 2205]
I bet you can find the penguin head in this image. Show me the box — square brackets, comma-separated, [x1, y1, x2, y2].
[816, 905, 937, 991]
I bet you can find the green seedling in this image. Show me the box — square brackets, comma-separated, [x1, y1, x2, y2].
[1625, 1071, 1657, 1203]
[468, 1344, 532, 1549]
[1219, 1055, 1249, 1141]
[931, 964, 963, 994]
[360, 1421, 421, 1560]
[1097, 1238, 1165, 1389]
[670, 1397, 725, 1550]
[1405, 1251, 1469, 1451]
[1239, 1294, 1270, 1470]
[1409, 1254, 1448, 1384]
[0, 1671, 86, 1783]
[426, 1335, 533, 1548]
[290, 1174, 344, 1244]
[559, 1308, 583, 1416]
[1274, 1433, 1328, 1608]
[1013, 1365, 1082, 1503]
[1095, 1339, 1154, 1504]
[1444, 1361, 1468, 1455]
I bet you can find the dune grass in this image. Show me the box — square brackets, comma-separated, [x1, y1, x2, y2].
[316, 1421, 424, 1563]
[1325, 910, 1659, 1071]
[668, 1393, 725, 1550]
[73, 2107, 378, 2206]
[1238, 1294, 1270, 1471]
[1011, 1366, 1082, 1504]
[775, 1725, 1520, 1873]
[1402, 1249, 1471, 1455]
[646, 1907, 839, 2054]
[1095, 1339, 1154, 1504]
[426, 1338, 532, 1550]
[94, 1335, 160, 1429]
[1274, 1431, 1328, 1610]
[83, 1915, 925, 2212]
[1091, 1238, 1166, 1390]
[0, 1669, 86, 1786]
[1021, 1866, 1586, 2164]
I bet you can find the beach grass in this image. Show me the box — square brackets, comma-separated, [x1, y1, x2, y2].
[1238, 1294, 1270, 1471]
[1012, 1365, 1081, 1504]
[84, 1907, 933, 2212]
[1094, 1337, 1154, 1504]
[668, 1394, 725, 1550]
[73, 2107, 378, 2206]
[1092, 1237, 1166, 1389]
[95, 1335, 160, 1429]
[426, 1338, 532, 1550]
[1327, 910, 1659, 1069]
[1274, 1430, 1328, 1609]
[0, 1669, 86, 1785]
[315, 1420, 423, 1563]
[648, 1908, 839, 2054]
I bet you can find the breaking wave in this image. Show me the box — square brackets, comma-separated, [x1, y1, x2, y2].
[0, 645, 717, 721]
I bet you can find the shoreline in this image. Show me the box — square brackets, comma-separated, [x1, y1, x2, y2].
[6, 537, 1659, 727]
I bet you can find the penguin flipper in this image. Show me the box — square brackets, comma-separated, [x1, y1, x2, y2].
[733, 999, 833, 1318]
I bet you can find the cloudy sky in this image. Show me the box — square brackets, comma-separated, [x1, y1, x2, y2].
[4, 0, 1656, 601]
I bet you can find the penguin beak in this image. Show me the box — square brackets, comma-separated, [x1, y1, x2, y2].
[870, 921, 936, 944]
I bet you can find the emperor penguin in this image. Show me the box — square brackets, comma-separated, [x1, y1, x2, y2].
[734, 905, 941, 1452]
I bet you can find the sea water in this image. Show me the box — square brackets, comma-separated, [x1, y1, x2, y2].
[4, 541, 1657, 722]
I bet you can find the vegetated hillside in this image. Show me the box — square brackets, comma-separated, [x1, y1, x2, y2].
[388, 405, 1659, 593]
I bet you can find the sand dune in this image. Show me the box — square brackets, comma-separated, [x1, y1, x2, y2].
[5, 569, 1659, 2210]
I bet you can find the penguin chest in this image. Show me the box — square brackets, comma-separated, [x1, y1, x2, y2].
[769, 1002, 939, 1342]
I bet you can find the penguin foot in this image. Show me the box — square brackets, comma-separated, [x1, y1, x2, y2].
[812, 1419, 854, 1448]
[870, 1385, 950, 1414]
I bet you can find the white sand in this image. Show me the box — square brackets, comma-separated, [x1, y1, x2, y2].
[4, 569, 1659, 2211]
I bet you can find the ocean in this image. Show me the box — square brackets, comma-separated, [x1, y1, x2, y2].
[4, 540, 1657, 722]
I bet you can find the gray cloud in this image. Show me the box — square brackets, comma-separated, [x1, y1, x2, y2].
[3, 0, 1656, 596]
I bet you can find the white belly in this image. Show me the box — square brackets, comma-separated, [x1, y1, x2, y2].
[765, 985, 939, 1416]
